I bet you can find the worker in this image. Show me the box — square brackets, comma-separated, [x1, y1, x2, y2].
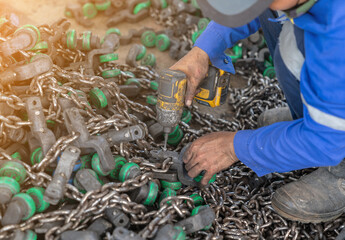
[172, 0, 345, 223]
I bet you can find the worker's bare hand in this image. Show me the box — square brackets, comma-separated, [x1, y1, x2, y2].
[170, 47, 209, 106]
[183, 131, 239, 185]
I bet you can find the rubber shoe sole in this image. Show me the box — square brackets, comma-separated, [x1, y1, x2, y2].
[272, 199, 345, 223]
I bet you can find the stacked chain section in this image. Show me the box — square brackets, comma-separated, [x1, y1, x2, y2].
[0, 0, 344, 240]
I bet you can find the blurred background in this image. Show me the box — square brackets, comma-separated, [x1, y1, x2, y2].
[0, 0, 176, 69]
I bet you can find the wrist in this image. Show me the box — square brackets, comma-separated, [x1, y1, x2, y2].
[226, 131, 239, 163]
[192, 46, 210, 64]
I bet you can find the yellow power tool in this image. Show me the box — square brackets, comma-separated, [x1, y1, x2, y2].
[156, 69, 187, 150]
[156, 66, 230, 150]
[194, 65, 230, 107]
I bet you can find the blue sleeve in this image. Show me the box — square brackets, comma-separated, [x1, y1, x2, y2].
[194, 19, 261, 74]
[233, 2, 345, 177]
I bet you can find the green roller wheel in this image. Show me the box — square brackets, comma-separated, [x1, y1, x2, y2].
[13, 193, 36, 221]
[150, 81, 159, 91]
[11, 152, 21, 161]
[181, 109, 192, 124]
[189, 193, 204, 206]
[191, 31, 201, 44]
[0, 177, 20, 195]
[102, 69, 121, 79]
[259, 36, 266, 48]
[146, 95, 157, 106]
[26, 187, 50, 213]
[31, 41, 48, 51]
[125, 78, 141, 87]
[99, 53, 119, 63]
[168, 126, 179, 137]
[198, 18, 210, 31]
[0, 161, 27, 184]
[89, 87, 108, 109]
[24, 230, 37, 240]
[155, 34, 170, 51]
[263, 66, 276, 79]
[102, 28, 121, 45]
[66, 29, 77, 50]
[105, 28, 121, 36]
[136, 45, 147, 61]
[141, 53, 156, 67]
[82, 31, 92, 51]
[83, 3, 98, 19]
[143, 181, 159, 206]
[161, 180, 182, 190]
[31, 147, 43, 165]
[46, 119, 56, 129]
[16, 24, 41, 45]
[91, 153, 108, 176]
[172, 226, 186, 240]
[123, 71, 136, 78]
[194, 172, 216, 184]
[119, 163, 141, 182]
[167, 126, 183, 146]
[133, 1, 151, 15]
[191, 0, 200, 9]
[264, 60, 273, 68]
[80, 154, 93, 169]
[95, 0, 111, 11]
[68, 90, 90, 106]
[141, 31, 156, 48]
[160, 0, 168, 8]
[191, 205, 212, 230]
[29, 53, 50, 63]
[228, 45, 243, 63]
[109, 156, 127, 180]
[159, 188, 176, 205]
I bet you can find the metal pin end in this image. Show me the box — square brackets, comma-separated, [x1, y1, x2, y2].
[163, 133, 168, 151]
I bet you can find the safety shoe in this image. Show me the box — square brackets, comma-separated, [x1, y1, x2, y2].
[272, 160, 345, 223]
[257, 107, 292, 128]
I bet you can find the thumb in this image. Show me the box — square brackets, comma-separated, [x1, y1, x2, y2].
[185, 77, 199, 106]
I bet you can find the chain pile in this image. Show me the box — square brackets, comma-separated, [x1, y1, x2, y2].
[0, 1, 344, 239]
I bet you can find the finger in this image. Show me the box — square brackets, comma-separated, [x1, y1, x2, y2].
[201, 171, 214, 186]
[185, 77, 199, 106]
[183, 141, 198, 163]
[183, 147, 194, 164]
[185, 157, 199, 171]
[188, 163, 204, 178]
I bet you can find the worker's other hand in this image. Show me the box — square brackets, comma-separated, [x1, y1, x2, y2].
[170, 47, 209, 106]
[183, 131, 239, 185]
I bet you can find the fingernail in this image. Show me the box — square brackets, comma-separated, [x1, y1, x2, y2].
[186, 100, 192, 106]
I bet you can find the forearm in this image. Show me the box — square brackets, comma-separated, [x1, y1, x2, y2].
[234, 109, 345, 176]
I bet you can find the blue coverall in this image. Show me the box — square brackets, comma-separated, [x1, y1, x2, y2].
[194, 0, 345, 176]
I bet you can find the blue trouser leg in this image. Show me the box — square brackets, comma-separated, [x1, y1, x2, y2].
[258, 10, 304, 119]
